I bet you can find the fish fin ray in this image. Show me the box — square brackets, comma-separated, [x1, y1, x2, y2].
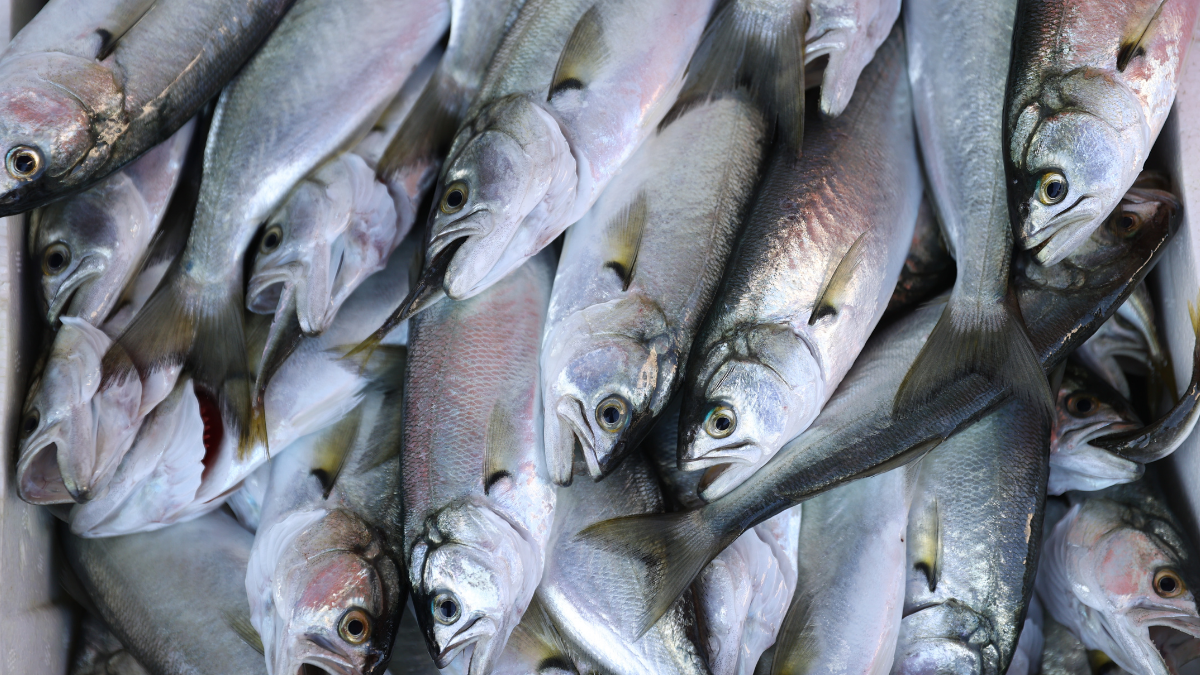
[601, 190, 649, 291]
[311, 406, 363, 499]
[484, 400, 516, 493]
[908, 492, 942, 592]
[1117, 0, 1168, 71]
[222, 608, 264, 655]
[549, 5, 610, 99]
[809, 231, 868, 325]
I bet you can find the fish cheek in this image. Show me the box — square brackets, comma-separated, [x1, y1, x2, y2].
[0, 86, 91, 188]
[1093, 529, 1169, 604]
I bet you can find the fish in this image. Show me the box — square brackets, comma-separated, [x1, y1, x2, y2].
[0, 0, 296, 216]
[1036, 475, 1200, 675]
[1006, 0, 1200, 266]
[100, 0, 451, 452]
[766, 464, 916, 675]
[402, 250, 556, 675]
[1038, 615, 1092, 675]
[892, 395, 1050, 675]
[29, 117, 195, 326]
[1075, 281, 1175, 403]
[540, 92, 767, 484]
[895, 0, 1051, 433]
[1048, 360, 1142, 495]
[246, 360, 406, 675]
[577, 180, 1180, 635]
[62, 509, 267, 674]
[70, 613, 152, 675]
[806, 0, 902, 117]
[883, 195, 956, 318]
[678, 26, 920, 502]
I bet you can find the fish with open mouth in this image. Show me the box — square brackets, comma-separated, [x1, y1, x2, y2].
[540, 92, 767, 484]
[576, 180, 1180, 636]
[806, 0, 902, 117]
[1048, 360, 1144, 495]
[402, 250, 556, 675]
[0, 0, 295, 216]
[1037, 475, 1200, 675]
[1006, 0, 1200, 266]
[1076, 280, 1176, 405]
[678, 26, 920, 502]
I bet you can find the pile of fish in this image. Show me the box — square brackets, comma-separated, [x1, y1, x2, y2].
[8, 0, 1200, 673]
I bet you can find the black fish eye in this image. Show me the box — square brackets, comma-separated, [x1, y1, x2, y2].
[260, 224, 283, 254]
[1037, 171, 1067, 205]
[596, 395, 629, 433]
[338, 608, 371, 644]
[704, 405, 736, 439]
[42, 243, 70, 276]
[432, 592, 461, 625]
[1065, 393, 1099, 418]
[1154, 569, 1186, 598]
[6, 145, 42, 180]
[440, 181, 469, 215]
[1110, 210, 1142, 239]
[21, 409, 38, 437]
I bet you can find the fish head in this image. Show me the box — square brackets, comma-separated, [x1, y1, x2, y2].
[410, 503, 536, 675]
[273, 510, 402, 675]
[679, 326, 822, 501]
[892, 600, 1000, 674]
[1048, 361, 1143, 494]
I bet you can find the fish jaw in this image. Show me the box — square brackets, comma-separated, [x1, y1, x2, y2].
[806, 0, 901, 117]
[43, 253, 105, 324]
[16, 438, 71, 504]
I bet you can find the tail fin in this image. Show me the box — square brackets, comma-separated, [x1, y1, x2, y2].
[576, 508, 728, 637]
[893, 293, 1052, 420]
[669, 0, 807, 151]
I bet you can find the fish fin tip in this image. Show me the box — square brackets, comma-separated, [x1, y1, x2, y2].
[483, 401, 516, 492]
[601, 190, 649, 291]
[549, 5, 610, 99]
[809, 230, 868, 325]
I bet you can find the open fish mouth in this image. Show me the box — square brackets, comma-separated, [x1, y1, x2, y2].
[246, 264, 300, 314]
[16, 441, 72, 504]
[46, 266, 101, 324]
[1150, 623, 1200, 675]
[681, 449, 757, 501]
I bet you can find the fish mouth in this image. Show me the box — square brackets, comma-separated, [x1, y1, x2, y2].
[1025, 196, 1104, 266]
[246, 263, 300, 314]
[16, 441, 72, 504]
[435, 617, 493, 669]
[429, 211, 488, 257]
[680, 447, 758, 502]
[46, 266, 101, 324]
[554, 396, 595, 464]
[1149, 622, 1200, 675]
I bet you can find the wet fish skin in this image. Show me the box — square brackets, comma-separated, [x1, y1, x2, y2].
[0, 0, 296, 216]
[1048, 361, 1142, 495]
[678, 26, 919, 502]
[402, 251, 556, 675]
[1036, 476, 1200, 675]
[541, 93, 767, 484]
[1006, 0, 1200, 266]
[806, 0, 902, 117]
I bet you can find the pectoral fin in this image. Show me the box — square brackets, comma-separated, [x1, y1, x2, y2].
[810, 231, 867, 325]
[1117, 0, 1167, 71]
[550, 5, 610, 98]
[484, 400, 516, 493]
[602, 191, 649, 291]
[907, 492, 941, 593]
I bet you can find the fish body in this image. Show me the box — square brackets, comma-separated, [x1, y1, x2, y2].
[806, 0, 902, 116]
[1048, 361, 1142, 495]
[1076, 280, 1174, 402]
[1006, 0, 1200, 265]
[679, 27, 920, 501]
[541, 93, 767, 484]
[884, 196, 955, 318]
[402, 250, 556, 675]
[0, 0, 295, 216]
[892, 396, 1050, 675]
[63, 509, 267, 674]
[1036, 478, 1200, 675]
[1039, 616, 1091, 675]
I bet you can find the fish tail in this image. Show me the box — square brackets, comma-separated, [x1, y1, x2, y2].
[576, 508, 727, 637]
[666, 0, 807, 151]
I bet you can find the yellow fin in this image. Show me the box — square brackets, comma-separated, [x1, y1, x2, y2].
[602, 191, 649, 291]
[907, 492, 941, 593]
[311, 406, 364, 499]
[809, 231, 868, 325]
[484, 400, 515, 493]
[549, 5, 610, 98]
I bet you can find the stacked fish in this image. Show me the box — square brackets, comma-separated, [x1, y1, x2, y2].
[7, 0, 1200, 673]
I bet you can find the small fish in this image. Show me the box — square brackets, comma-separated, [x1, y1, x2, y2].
[1036, 476, 1200, 675]
[1048, 361, 1142, 495]
[678, 26, 920, 502]
[1006, 0, 1200, 265]
[1075, 281, 1175, 403]
[0, 0, 295, 216]
[806, 0, 902, 117]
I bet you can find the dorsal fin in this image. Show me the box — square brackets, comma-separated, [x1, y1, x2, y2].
[484, 400, 515, 493]
[809, 231, 868, 325]
[602, 191, 649, 291]
[549, 5, 610, 99]
[907, 493, 941, 593]
[311, 407, 363, 499]
[1118, 0, 1167, 71]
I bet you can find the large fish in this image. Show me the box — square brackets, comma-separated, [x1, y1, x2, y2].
[62, 509, 267, 675]
[101, 0, 450, 451]
[578, 182, 1180, 635]
[0, 0, 295, 216]
[541, 93, 767, 484]
[806, 0, 902, 117]
[678, 27, 920, 502]
[247, 363, 406, 675]
[402, 250, 555, 675]
[892, 396, 1050, 675]
[1036, 477, 1200, 675]
[1006, 0, 1200, 265]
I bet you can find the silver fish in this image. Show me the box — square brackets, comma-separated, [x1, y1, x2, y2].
[541, 93, 767, 484]
[678, 26, 920, 502]
[62, 509, 267, 674]
[70, 613, 152, 675]
[402, 250, 555, 675]
[1039, 615, 1092, 675]
[1036, 478, 1200, 675]
[806, 0, 902, 117]
[103, 0, 450, 449]
[1006, 0, 1200, 265]
[29, 118, 194, 326]
[0, 0, 295, 215]
[1076, 280, 1175, 403]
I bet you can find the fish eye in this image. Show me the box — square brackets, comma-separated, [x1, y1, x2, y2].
[595, 395, 629, 433]
[1154, 569, 1186, 598]
[20, 409, 38, 437]
[1109, 210, 1142, 239]
[337, 608, 371, 644]
[1037, 171, 1068, 205]
[42, 243, 70, 276]
[704, 405, 736, 439]
[1065, 392, 1100, 418]
[260, 224, 283, 254]
[6, 145, 43, 180]
[439, 181, 468, 215]
[432, 592, 461, 625]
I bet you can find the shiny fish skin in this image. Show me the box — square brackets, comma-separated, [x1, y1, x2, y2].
[1048, 361, 1142, 495]
[541, 93, 767, 484]
[806, 0, 901, 117]
[1006, 0, 1200, 265]
[678, 27, 920, 502]
[0, 0, 295, 216]
[402, 251, 556, 675]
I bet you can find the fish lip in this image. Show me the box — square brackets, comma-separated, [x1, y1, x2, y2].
[246, 263, 301, 309]
[46, 265, 101, 324]
[1025, 196, 1104, 265]
[434, 617, 492, 668]
[15, 441, 72, 505]
[555, 395, 595, 453]
[1147, 619, 1200, 675]
[429, 212, 488, 256]
[284, 651, 355, 675]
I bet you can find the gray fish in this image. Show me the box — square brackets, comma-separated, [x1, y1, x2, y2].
[1048, 361, 1142, 495]
[62, 509, 267, 675]
[1039, 615, 1091, 675]
[101, 0, 450, 449]
[70, 613, 152, 675]
[577, 182, 1179, 636]
[1006, 0, 1200, 265]
[0, 0, 295, 216]
[1076, 281, 1175, 404]
[1037, 477, 1200, 675]
[402, 250, 556, 675]
[806, 0, 902, 117]
[891, 395, 1050, 675]
[541, 93, 767, 484]
[678, 26, 920, 502]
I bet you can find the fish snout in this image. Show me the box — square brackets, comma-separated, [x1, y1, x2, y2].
[551, 395, 594, 481]
[16, 441, 72, 504]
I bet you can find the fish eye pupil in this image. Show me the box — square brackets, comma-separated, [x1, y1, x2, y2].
[46, 251, 64, 270]
[446, 189, 464, 209]
[440, 600, 456, 618]
[1160, 576, 1177, 593]
[264, 232, 279, 248]
[1045, 180, 1063, 199]
[602, 405, 620, 425]
[714, 416, 731, 431]
[346, 619, 364, 636]
[7, 146, 41, 179]
[21, 411, 37, 435]
[1075, 397, 1092, 413]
